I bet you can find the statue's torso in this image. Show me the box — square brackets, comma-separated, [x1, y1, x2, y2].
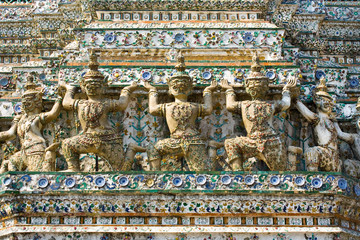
[313, 115, 338, 149]
[241, 100, 277, 139]
[77, 100, 114, 134]
[164, 102, 200, 138]
[17, 114, 45, 149]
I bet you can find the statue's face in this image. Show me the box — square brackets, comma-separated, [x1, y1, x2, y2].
[316, 96, 333, 114]
[84, 78, 103, 96]
[169, 78, 192, 97]
[245, 79, 268, 99]
[22, 94, 41, 112]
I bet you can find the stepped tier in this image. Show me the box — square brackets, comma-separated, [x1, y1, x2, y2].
[0, 172, 359, 239]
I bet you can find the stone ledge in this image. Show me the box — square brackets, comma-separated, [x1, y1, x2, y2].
[0, 172, 359, 238]
[0, 172, 357, 196]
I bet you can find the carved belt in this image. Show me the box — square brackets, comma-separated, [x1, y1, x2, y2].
[169, 135, 205, 153]
[78, 132, 122, 146]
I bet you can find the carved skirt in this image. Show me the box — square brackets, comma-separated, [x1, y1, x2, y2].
[148, 136, 208, 171]
[224, 136, 285, 171]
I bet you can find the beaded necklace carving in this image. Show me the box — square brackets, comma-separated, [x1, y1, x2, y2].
[81, 101, 105, 128]
[171, 102, 193, 132]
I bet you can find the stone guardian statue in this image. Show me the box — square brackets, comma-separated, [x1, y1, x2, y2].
[295, 76, 340, 172]
[0, 75, 62, 172]
[335, 97, 360, 178]
[60, 50, 141, 172]
[144, 52, 218, 171]
[220, 53, 296, 171]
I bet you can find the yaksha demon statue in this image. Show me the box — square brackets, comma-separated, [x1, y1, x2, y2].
[61, 50, 141, 172]
[335, 97, 360, 178]
[144, 52, 218, 171]
[0, 75, 62, 172]
[295, 77, 340, 172]
[221, 53, 296, 171]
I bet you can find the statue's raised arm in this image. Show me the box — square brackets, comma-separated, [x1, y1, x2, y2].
[274, 76, 297, 114]
[201, 80, 217, 116]
[143, 81, 162, 116]
[220, 79, 239, 112]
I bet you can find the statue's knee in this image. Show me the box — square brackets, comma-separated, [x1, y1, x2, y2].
[61, 138, 71, 151]
[128, 143, 146, 153]
[224, 139, 232, 149]
[148, 158, 161, 170]
[147, 144, 159, 157]
[304, 147, 320, 171]
[304, 147, 319, 160]
[39, 152, 55, 171]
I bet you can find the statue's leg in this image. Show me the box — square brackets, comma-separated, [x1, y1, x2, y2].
[147, 143, 162, 170]
[263, 139, 287, 171]
[26, 154, 45, 172]
[344, 159, 360, 178]
[43, 151, 56, 171]
[62, 136, 87, 172]
[97, 141, 124, 171]
[304, 147, 321, 171]
[185, 143, 208, 171]
[208, 141, 224, 171]
[1, 152, 23, 172]
[122, 143, 146, 171]
[147, 139, 182, 171]
[43, 142, 61, 171]
[224, 138, 243, 171]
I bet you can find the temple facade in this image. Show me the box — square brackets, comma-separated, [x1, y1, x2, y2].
[0, 0, 360, 239]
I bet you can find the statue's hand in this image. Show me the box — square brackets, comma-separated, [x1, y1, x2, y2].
[204, 80, 218, 92]
[125, 81, 138, 92]
[220, 79, 233, 90]
[284, 76, 297, 91]
[58, 81, 67, 91]
[59, 81, 76, 91]
[143, 81, 157, 91]
[284, 76, 300, 100]
[13, 115, 21, 123]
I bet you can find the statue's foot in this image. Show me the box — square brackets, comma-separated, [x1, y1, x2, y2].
[45, 142, 61, 152]
[62, 164, 80, 172]
[128, 143, 146, 152]
[61, 169, 79, 172]
[243, 157, 257, 171]
[229, 158, 243, 171]
[209, 140, 224, 149]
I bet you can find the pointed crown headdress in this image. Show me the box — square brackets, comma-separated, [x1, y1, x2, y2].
[246, 52, 268, 82]
[82, 49, 106, 84]
[168, 51, 192, 88]
[314, 76, 332, 100]
[22, 75, 43, 98]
